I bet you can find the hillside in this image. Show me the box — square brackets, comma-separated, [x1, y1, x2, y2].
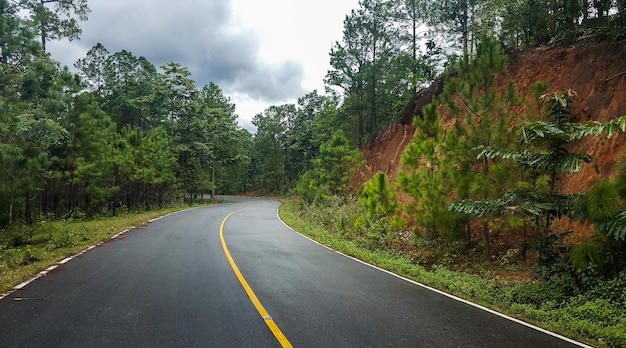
[350, 40, 626, 243]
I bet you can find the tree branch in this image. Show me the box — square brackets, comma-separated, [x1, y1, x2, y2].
[606, 71, 626, 81]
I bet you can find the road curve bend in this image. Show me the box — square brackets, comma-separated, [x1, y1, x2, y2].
[0, 197, 589, 347]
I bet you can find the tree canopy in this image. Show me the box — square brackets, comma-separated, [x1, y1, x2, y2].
[3, 0, 626, 272]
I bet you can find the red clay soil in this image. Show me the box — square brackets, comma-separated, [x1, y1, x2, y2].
[347, 76, 446, 193]
[349, 39, 626, 242]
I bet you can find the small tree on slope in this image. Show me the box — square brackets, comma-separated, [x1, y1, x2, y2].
[449, 90, 626, 264]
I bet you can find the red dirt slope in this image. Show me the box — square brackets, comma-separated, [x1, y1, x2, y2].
[350, 40, 626, 230]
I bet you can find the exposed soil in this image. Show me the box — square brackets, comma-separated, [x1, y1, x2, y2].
[349, 39, 626, 251]
[507, 40, 626, 192]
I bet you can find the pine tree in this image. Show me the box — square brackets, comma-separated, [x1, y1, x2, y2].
[312, 130, 364, 197]
[359, 171, 398, 219]
[399, 100, 464, 240]
[251, 105, 289, 192]
[11, 0, 89, 51]
[406, 37, 519, 251]
[58, 93, 117, 216]
[450, 90, 626, 261]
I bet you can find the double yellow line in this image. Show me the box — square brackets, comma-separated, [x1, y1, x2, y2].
[219, 208, 293, 348]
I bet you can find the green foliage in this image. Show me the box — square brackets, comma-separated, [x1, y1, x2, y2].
[312, 130, 364, 196]
[130, 127, 177, 186]
[46, 223, 89, 250]
[401, 38, 517, 250]
[13, 0, 89, 50]
[600, 153, 626, 238]
[597, 211, 626, 241]
[251, 105, 289, 192]
[359, 172, 398, 219]
[326, 0, 438, 145]
[476, 146, 594, 174]
[281, 200, 626, 346]
[582, 180, 621, 221]
[297, 195, 351, 231]
[0, 33, 247, 224]
[292, 171, 322, 205]
[0, 223, 34, 247]
[399, 99, 462, 240]
[323, 0, 626, 149]
[75, 46, 159, 130]
[575, 156, 626, 242]
[451, 87, 626, 273]
[570, 239, 602, 272]
[364, 217, 392, 249]
[17, 247, 40, 265]
[283, 91, 329, 185]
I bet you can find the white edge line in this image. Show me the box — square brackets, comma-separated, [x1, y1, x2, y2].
[276, 209, 592, 348]
[0, 206, 204, 302]
[13, 280, 33, 290]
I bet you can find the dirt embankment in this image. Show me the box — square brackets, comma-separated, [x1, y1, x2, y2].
[508, 41, 626, 193]
[350, 40, 626, 238]
[348, 77, 445, 191]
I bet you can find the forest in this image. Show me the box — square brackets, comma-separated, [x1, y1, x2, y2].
[2, 0, 626, 223]
[2, 0, 626, 345]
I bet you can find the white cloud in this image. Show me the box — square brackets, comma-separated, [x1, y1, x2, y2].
[47, 0, 360, 132]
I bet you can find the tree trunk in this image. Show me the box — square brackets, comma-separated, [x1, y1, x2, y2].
[211, 163, 216, 201]
[25, 192, 32, 225]
[38, 0, 47, 51]
[357, 84, 364, 148]
[0, 4, 8, 65]
[483, 221, 491, 258]
[370, 41, 377, 134]
[411, 0, 418, 94]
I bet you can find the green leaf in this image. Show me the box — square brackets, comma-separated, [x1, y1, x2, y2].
[568, 115, 626, 140]
[449, 199, 507, 217]
[597, 211, 626, 241]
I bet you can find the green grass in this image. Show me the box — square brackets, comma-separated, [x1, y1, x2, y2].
[279, 199, 626, 348]
[0, 205, 202, 295]
[2, 199, 623, 347]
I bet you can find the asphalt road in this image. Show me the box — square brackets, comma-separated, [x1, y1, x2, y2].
[0, 197, 589, 347]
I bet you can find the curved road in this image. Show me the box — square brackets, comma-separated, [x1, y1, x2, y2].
[0, 197, 588, 347]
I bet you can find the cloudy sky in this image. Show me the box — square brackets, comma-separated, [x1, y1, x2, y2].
[48, 0, 360, 131]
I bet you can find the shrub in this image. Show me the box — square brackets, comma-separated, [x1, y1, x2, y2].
[18, 247, 40, 266]
[0, 223, 34, 247]
[47, 224, 90, 250]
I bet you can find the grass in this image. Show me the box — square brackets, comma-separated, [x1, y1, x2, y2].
[2, 198, 623, 347]
[278, 198, 626, 348]
[0, 205, 202, 295]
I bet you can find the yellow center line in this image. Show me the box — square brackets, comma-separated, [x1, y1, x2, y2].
[220, 207, 293, 348]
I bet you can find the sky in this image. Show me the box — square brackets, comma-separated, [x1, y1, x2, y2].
[47, 0, 361, 132]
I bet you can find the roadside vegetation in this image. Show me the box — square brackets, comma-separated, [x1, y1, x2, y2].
[280, 197, 626, 347]
[281, 29, 626, 347]
[3, 1, 626, 346]
[0, 203, 206, 295]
